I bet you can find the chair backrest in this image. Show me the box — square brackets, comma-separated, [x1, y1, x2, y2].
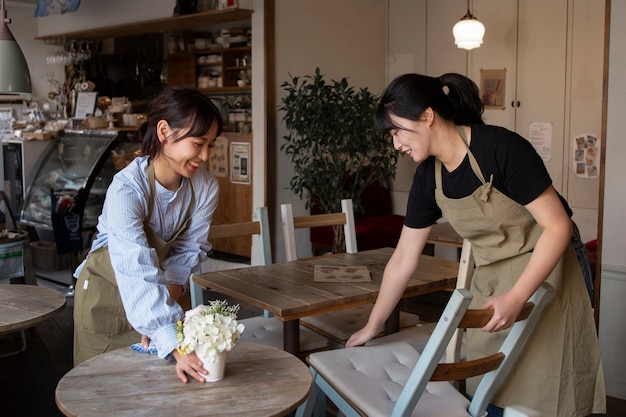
[281, 199, 357, 261]
[446, 238, 473, 364]
[190, 207, 272, 308]
[393, 282, 554, 417]
[208, 206, 272, 266]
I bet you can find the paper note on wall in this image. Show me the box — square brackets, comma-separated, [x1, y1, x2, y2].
[209, 136, 228, 177]
[528, 122, 552, 162]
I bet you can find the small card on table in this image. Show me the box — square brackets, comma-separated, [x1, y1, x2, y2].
[313, 265, 371, 282]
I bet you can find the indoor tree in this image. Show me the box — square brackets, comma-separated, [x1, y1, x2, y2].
[279, 68, 399, 253]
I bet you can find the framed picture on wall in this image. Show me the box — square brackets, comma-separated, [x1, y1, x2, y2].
[480, 69, 507, 110]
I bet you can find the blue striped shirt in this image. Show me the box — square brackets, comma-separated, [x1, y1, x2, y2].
[75, 155, 219, 358]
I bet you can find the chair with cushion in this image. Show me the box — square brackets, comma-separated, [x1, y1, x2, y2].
[366, 238, 474, 365]
[295, 281, 555, 417]
[191, 207, 328, 357]
[281, 199, 421, 348]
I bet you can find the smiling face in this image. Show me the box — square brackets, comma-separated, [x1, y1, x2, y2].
[154, 119, 219, 190]
[389, 112, 433, 163]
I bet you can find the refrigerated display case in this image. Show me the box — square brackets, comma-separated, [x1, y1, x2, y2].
[19, 129, 140, 243]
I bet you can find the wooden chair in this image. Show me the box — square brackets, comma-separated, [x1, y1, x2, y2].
[281, 199, 420, 348]
[295, 281, 554, 417]
[191, 207, 328, 356]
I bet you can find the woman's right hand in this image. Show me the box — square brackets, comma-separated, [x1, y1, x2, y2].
[346, 325, 379, 348]
[173, 350, 208, 383]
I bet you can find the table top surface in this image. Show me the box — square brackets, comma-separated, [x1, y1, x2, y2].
[0, 284, 67, 336]
[426, 222, 464, 248]
[55, 340, 312, 417]
[194, 247, 459, 321]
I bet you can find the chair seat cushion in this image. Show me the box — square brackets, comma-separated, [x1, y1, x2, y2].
[366, 322, 467, 361]
[308, 341, 470, 417]
[239, 316, 328, 353]
[301, 304, 420, 344]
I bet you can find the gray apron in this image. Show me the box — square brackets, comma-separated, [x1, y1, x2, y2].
[433, 126, 605, 416]
[73, 161, 195, 365]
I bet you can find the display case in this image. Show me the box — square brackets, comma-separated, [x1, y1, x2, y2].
[19, 129, 139, 242]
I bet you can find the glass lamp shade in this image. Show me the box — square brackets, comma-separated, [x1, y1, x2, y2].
[452, 16, 485, 51]
[0, 12, 32, 95]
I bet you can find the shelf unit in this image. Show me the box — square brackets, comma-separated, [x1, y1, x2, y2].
[168, 46, 251, 91]
[35, 9, 253, 41]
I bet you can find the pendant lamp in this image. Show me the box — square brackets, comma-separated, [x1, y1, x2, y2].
[0, 0, 32, 96]
[452, 0, 485, 51]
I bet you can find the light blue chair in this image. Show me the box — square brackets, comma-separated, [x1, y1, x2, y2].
[295, 281, 555, 417]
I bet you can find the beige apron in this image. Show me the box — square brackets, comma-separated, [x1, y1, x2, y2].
[433, 127, 605, 416]
[73, 161, 195, 365]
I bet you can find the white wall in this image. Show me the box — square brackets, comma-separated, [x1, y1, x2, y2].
[6, 1, 64, 105]
[272, 0, 387, 261]
[599, 0, 626, 400]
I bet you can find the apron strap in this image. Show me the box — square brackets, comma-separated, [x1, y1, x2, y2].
[456, 125, 489, 185]
[145, 160, 195, 229]
[435, 126, 493, 202]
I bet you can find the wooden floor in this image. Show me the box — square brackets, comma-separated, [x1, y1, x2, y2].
[0, 279, 623, 417]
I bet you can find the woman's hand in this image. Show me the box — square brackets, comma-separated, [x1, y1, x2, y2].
[346, 325, 379, 348]
[480, 291, 526, 333]
[173, 350, 208, 383]
[141, 334, 151, 349]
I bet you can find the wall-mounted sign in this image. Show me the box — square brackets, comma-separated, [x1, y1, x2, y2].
[230, 142, 250, 184]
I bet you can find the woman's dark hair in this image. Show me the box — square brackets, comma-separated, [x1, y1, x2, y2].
[135, 86, 223, 157]
[375, 73, 484, 133]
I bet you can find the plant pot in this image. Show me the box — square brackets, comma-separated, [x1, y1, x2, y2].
[197, 351, 227, 382]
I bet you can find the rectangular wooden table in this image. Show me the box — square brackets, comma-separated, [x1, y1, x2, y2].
[194, 247, 459, 356]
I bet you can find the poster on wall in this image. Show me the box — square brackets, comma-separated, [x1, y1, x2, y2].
[209, 136, 228, 178]
[230, 142, 250, 184]
[528, 122, 552, 162]
[573, 134, 600, 179]
[480, 68, 507, 110]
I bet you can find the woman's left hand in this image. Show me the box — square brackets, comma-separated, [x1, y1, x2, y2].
[480, 292, 525, 333]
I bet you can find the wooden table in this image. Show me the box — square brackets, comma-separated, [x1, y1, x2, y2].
[55, 340, 312, 417]
[194, 247, 459, 356]
[0, 284, 66, 358]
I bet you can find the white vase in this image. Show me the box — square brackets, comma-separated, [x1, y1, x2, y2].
[198, 351, 227, 382]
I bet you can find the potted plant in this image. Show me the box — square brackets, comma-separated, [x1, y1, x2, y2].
[279, 68, 399, 253]
[175, 300, 245, 382]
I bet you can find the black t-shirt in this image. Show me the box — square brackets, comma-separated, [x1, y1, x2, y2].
[405, 124, 569, 229]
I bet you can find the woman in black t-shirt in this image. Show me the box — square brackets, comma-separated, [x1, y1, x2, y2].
[345, 73, 605, 417]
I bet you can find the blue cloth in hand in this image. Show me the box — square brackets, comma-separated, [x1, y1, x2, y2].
[130, 342, 175, 361]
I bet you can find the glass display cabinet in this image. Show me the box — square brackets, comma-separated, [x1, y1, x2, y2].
[19, 129, 140, 243]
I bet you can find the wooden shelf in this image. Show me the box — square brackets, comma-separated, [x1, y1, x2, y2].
[36, 9, 253, 41]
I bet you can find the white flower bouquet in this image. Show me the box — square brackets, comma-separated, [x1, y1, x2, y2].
[175, 300, 245, 363]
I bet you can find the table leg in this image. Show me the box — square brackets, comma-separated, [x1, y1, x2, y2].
[283, 319, 300, 356]
[384, 304, 400, 335]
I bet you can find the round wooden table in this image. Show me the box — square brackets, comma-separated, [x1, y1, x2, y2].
[55, 340, 312, 417]
[0, 284, 67, 336]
